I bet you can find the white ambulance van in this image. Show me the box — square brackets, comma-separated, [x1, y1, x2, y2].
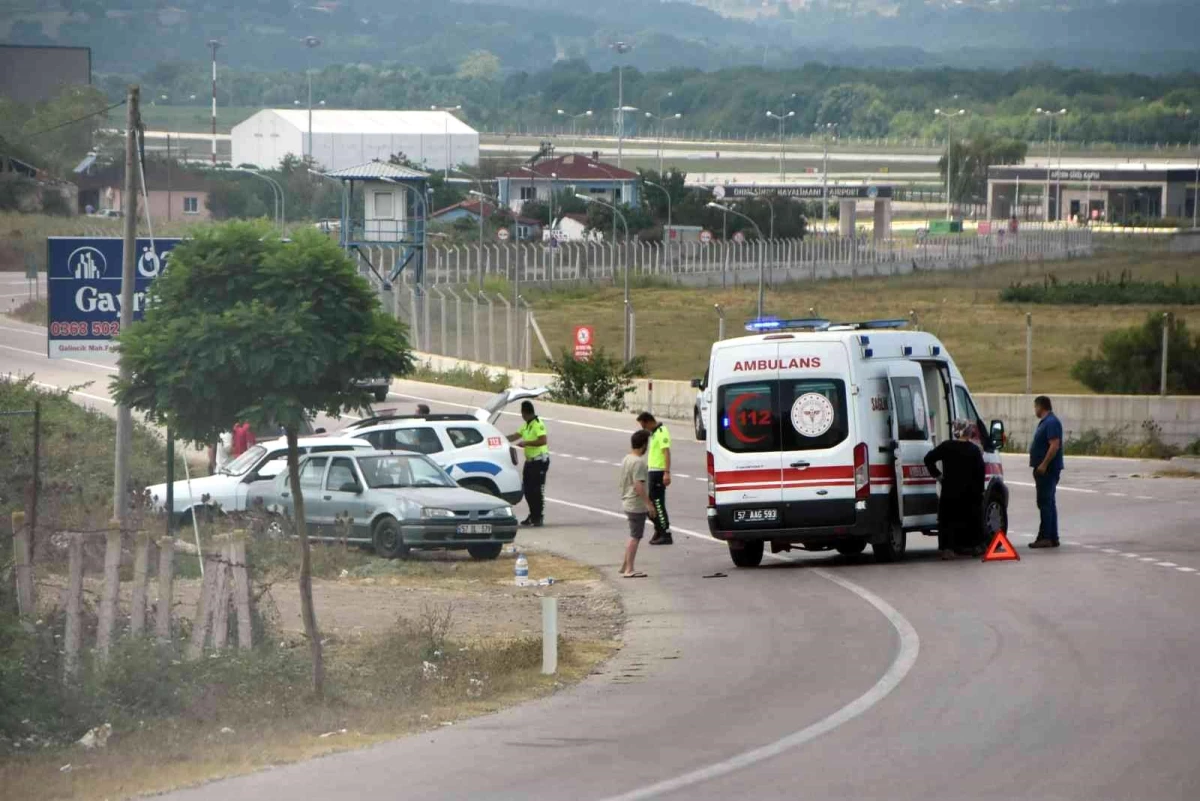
[704, 318, 1009, 567]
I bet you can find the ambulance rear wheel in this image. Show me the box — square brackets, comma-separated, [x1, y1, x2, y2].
[872, 519, 907, 563]
[835, 540, 867, 556]
[693, 410, 707, 441]
[728, 540, 764, 568]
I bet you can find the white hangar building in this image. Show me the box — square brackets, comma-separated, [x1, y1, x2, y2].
[231, 109, 479, 172]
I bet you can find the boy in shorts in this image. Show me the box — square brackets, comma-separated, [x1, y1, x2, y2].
[619, 429, 657, 577]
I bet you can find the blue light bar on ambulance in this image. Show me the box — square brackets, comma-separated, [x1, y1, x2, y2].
[903, 345, 913, 356]
[744, 318, 831, 332]
[930, 345, 942, 356]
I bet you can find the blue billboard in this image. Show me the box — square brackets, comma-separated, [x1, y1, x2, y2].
[46, 237, 182, 358]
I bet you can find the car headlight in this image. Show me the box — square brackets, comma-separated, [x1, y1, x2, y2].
[421, 507, 455, 519]
[493, 506, 514, 518]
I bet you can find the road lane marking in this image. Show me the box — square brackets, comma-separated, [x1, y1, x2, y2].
[1155, 562, 1178, 567]
[0, 343, 118, 373]
[1176, 567, 1197, 573]
[1107, 492, 1127, 497]
[1140, 557, 1158, 562]
[0, 324, 47, 337]
[1101, 548, 1120, 554]
[29, 379, 114, 405]
[1008, 480, 1099, 495]
[545, 497, 921, 801]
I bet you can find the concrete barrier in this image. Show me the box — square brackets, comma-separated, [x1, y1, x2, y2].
[405, 353, 1200, 448]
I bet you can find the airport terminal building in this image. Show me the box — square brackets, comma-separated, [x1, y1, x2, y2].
[987, 162, 1199, 223]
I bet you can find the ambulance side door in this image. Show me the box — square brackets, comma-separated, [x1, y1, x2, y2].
[886, 363, 939, 529]
[713, 363, 784, 524]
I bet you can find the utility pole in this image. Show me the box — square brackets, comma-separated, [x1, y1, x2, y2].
[303, 36, 321, 161]
[935, 107, 966, 221]
[208, 40, 220, 165]
[114, 85, 140, 524]
[1160, 312, 1170, 396]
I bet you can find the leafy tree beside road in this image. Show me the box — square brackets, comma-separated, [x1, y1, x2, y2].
[111, 221, 414, 696]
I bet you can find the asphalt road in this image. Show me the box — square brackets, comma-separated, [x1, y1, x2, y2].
[3, 318, 1199, 800]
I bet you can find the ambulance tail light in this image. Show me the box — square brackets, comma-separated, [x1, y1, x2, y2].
[853, 442, 870, 501]
[707, 451, 716, 508]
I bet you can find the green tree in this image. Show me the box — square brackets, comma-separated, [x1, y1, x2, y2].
[111, 222, 414, 696]
[547, 348, 645, 411]
[939, 134, 1028, 206]
[1071, 314, 1200, 394]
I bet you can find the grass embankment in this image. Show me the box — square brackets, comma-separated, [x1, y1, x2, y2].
[1, 380, 618, 800]
[521, 246, 1200, 395]
[409, 361, 510, 393]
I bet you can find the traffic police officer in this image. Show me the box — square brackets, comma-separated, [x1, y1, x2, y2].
[508, 400, 549, 527]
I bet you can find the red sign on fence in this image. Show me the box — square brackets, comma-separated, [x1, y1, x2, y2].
[573, 326, 594, 361]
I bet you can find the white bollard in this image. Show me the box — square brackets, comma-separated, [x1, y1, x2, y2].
[541, 596, 558, 675]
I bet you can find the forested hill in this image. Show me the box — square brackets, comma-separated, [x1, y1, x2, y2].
[99, 60, 1200, 145]
[3, 0, 1199, 74]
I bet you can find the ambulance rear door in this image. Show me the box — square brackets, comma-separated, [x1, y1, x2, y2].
[886, 362, 939, 530]
[711, 349, 783, 528]
[776, 338, 857, 528]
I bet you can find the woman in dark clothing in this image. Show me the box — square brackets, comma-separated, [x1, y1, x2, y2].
[924, 420, 986, 560]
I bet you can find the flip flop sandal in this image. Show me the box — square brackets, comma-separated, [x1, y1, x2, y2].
[702, 572, 728, 578]
[622, 572, 648, 578]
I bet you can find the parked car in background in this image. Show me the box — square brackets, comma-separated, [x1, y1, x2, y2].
[258, 449, 518, 559]
[341, 387, 548, 504]
[354, 377, 391, 402]
[147, 435, 372, 522]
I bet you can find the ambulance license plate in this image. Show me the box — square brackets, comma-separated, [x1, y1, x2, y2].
[456, 524, 493, 535]
[735, 508, 778, 524]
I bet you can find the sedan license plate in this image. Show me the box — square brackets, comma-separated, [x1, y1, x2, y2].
[456, 523, 493, 535]
[735, 508, 778, 524]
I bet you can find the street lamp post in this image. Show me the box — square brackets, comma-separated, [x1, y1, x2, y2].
[644, 178, 672, 268]
[644, 111, 682, 176]
[934, 107, 967, 221]
[587, 161, 623, 257]
[709, 202, 767, 318]
[577, 193, 631, 359]
[301, 36, 321, 162]
[556, 109, 593, 152]
[765, 99, 796, 180]
[1036, 108, 1068, 222]
[207, 40, 221, 166]
[432, 104, 463, 178]
[816, 122, 837, 234]
[610, 41, 632, 167]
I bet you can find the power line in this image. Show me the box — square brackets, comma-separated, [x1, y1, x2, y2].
[21, 99, 127, 139]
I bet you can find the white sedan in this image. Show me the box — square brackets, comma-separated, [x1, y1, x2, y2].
[146, 435, 372, 522]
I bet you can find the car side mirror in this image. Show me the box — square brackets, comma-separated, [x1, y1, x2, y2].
[690, 378, 702, 389]
[989, 419, 1006, 448]
[339, 482, 363, 494]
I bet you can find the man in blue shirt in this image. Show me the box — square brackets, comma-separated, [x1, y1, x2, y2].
[1029, 395, 1065, 548]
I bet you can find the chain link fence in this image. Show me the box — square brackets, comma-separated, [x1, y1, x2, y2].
[357, 227, 1094, 367]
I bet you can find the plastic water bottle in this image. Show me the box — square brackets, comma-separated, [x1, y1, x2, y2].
[514, 552, 529, 586]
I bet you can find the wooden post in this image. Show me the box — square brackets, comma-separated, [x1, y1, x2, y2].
[229, 530, 253, 649]
[155, 536, 174, 642]
[186, 552, 218, 660]
[12, 510, 34, 619]
[96, 523, 123, 661]
[129, 531, 150, 635]
[63, 533, 84, 681]
[210, 536, 231, 650]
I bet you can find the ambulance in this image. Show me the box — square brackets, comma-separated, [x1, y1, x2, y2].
[703, 318, 1009, 567]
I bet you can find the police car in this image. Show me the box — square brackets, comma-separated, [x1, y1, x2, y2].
[702, 318, 1008, 567]
[342, 388, 548, 504]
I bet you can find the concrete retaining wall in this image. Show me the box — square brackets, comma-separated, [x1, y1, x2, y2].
[406, 352, 1200, 447]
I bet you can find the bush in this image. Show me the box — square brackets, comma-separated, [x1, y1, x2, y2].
[1071, 313, 1200, 394]
[1001, 271, 1200, 305]
[409, 362, 509, 393]
[546, 347, 644, 411]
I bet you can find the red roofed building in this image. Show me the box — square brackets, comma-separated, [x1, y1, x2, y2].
[497, 152, 641, 214]
[431, 197, 543, 241]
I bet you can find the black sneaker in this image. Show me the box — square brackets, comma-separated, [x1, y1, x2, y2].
[522, 518, 543, 528]
[650, 534, 673, 545]
[519, 516, 533, 526]
[1028, 539, 1060, 549]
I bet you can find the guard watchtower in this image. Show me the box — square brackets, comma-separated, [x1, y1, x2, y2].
[320, 160, 431, 287]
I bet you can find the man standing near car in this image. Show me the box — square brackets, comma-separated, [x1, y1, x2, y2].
[508, 400, 549, 527]
[924, 420, 986, 559]
[637, 412, 672, 545]
[1029, 395, 1064, 549]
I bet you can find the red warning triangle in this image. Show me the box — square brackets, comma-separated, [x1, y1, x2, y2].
[982, 531, 1020, 562]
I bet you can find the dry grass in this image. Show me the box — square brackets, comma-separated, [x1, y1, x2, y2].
[0, 635, 615, 801]
[4, 297, 45, 325]
[526, 246, 1200, 394]
[1152, 468, 1200, 479]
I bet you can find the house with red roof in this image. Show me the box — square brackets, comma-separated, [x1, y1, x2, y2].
[496, 152, 640, 216]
